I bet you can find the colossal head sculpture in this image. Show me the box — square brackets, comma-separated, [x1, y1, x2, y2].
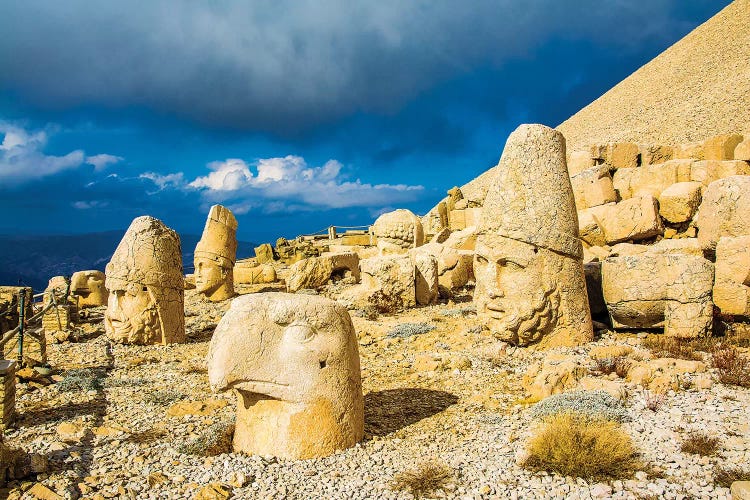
[70, 270, 108, 308]
[207, 292, 364, 459]
[372, 209, 424, 255]
[194, 205, 238, 302]
[105, 216, 185, 345]
[474, 124, 593, 348]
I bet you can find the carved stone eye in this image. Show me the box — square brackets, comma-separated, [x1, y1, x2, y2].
[285, 323, 316, 343]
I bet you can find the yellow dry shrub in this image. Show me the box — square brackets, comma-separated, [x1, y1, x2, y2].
[522, 412, 639, 479]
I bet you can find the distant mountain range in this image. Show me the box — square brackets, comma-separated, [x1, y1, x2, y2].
[0, 231, 257, 292]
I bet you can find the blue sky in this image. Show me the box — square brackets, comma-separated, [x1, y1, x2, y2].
[0, 1, 730, 243]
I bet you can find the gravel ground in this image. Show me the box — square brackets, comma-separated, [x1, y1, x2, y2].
[2, 289, 749, 499]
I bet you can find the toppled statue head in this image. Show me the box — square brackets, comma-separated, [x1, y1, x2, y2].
[372, 209, 424, 255]
[70, 270, 108, 308]
[194, 205, 238, 302]
[105, 216, 185, 345]
[207, 292, 364, 459]
[474, 124, 593, 348]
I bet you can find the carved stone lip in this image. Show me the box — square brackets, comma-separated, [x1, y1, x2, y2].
[228, 379, 291, 395]
[484, 303, 506, 317]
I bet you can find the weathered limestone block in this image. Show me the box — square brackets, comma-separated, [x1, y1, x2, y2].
[734, 139, 750, 161]
[570, 166, 617, 209]
[70, 270, 108, 308]
[613, 160, 692, 200]
[658, 181, 703, 223]
[448, 209, 466, 231]
[254, 243, 275, 264]
[105, 216, 185, 345]
[627, 358, 706, 394]
[287, 252, 360, 292]
[703, 133, 743, 161]
[195, 205, 238, 302]
[522, 354, 586, 401]
[567, 150, 594, 176]
[610, 238, 703, 258]
[414, 242, 473, 297]
[464, 207, 482, 228]
[602, 252, 714, 338]
[593, 196, 663, 244]
[446, 186, 463, 212]
[690, 160, 750, 186]
[1, 360, 16, 430]
[358, 255, 415, 310]
[442, 226, 477, 251]
[591, 142, 640, 169]
[696, 176, 750, 252]
[713, 236, 750, 316]
[207, 293, 363, 459]
[475, 124, 593, 348]
[731, 481, 750, 500]
[423, 201, 448, 237]
[674, 142, 704, 160]
[372, 209, 424, 255]
[577, 209, 607, 247]
[413, 252, 439, 306]
[233, 260, 277, 285]
[639, 144, 674, 166]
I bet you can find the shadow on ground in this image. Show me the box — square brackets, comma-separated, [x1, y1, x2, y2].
[364, 388, 459, 437]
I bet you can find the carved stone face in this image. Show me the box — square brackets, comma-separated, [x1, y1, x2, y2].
[207, 292, 364, 459]
[70, 270, 108, 307]
[194, 257, 225, 294]
[474, 234, 560, 346]
[104, 282, 162, 344]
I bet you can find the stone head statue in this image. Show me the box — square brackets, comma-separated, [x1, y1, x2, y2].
[207, 292, 364, 459]
[474, 124, 593, 348]
[105, 216, 185, 345]
[372, 209, 425, 255]
[70, 270, 108, 308]
[194, 205, 238, 302]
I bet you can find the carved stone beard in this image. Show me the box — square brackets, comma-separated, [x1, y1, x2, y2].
[105, 288, 163, 344]
[499, 281, 560, 347]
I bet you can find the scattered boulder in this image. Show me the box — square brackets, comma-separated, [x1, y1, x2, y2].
[696, 176, 750, 252]
[570, 166, 617, 209]
[522, 354, 586, 401]
[590, 142, 639, 169]
[590, 196, 664, 244]
[658, 181, 703, 223]
[713, 236, 750, 316]
[254, 243, 276, 264]
[703, 133, 743, 160]
[413, 252, 438, 306]
[286, 252, 360, 292]
[690, 160, 750, 186]
[602, 251, 714, 338]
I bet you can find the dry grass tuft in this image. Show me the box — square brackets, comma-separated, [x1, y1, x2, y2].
[591, 356, 632, 378]
[644, 391, 666, 412]
[641, 335, 715, 361]
[392, 460, 454, 498]
[125, 428, 167, 444]
[713, 465, 750, 488]
[712, 347, 750, 387]
[680, 432, 720, 456]
[522, 412, 639, 480]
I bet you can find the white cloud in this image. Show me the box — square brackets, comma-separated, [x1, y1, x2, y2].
[72, 200, 108, 210]
[0, 121, 122, 185]
[140, 171, 186, 190]
[86, 153, 122, 170]
[159, 155, 423, 211]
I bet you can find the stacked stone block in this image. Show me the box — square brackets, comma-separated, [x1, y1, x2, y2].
[0, 360, 16, 430]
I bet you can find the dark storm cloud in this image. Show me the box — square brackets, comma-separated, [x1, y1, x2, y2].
[0, 1, 724, 136]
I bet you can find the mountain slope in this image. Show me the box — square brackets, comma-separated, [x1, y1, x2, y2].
[557, 0, 750, 150]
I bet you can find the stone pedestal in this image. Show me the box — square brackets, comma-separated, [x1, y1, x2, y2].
[0, 360, 16, 429]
